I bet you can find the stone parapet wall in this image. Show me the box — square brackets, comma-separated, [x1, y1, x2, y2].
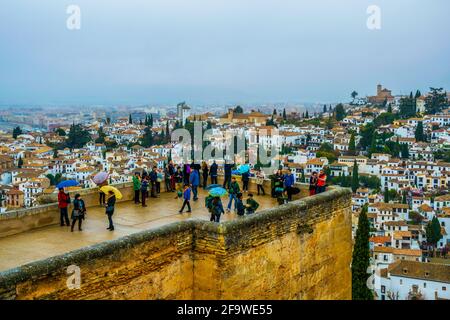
[0, 187, 352, 300]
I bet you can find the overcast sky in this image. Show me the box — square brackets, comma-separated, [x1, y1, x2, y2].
[0, 0, 449, 106]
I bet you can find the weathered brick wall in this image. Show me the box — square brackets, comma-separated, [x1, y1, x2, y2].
[0, 187, 352, 300]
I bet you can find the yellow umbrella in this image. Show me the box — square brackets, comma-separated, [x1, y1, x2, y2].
[100, 185, 123, 200]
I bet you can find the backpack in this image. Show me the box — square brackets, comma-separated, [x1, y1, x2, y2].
[205, 196, 214, 212]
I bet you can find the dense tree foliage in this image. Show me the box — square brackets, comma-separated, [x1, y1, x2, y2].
[66, 124, 91, 149]
[425, 87, 448, 115]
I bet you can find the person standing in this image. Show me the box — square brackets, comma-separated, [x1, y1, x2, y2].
[284, 170, 295, 201]
[201, 161, 209, 189]
[132, 172, 141, 204]
[309, 171, 318, 196]
[58, 187, 71, 227]
[210, 197, 224, 223]
[71, 193, 86, 232]
[255, 169, 266, 195]
[156, 169, 163, 194]
[164, 164, 172, 192]
[227, 177, 240, 212]
[179, 184, 192, 213]
[140, 176, 149, 207]
[223, 162, 233, 189]
[105, 191, 116, 231]
[189, 166, 200, 201]
[210, 160, 218, 185]
[150, 167, 158, 198]
[174, 166, 183, 199]
[242, 170, 250, 192]
[271, 169, 284, 198]
[183, 163, 191, 185]
[317, 170, 327, 194]
[168, 160, 176, 191]
[245, 193, 259, 214]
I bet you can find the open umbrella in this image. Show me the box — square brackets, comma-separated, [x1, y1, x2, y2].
[239, 164, 250, 174]
[100, 185, 123, 200]
[92, 172, 109, 185]
[56, 180, 79, 189]
[208, 187, 228, 197]
[205, 184, 222, 191]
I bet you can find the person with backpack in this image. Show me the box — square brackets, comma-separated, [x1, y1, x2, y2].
[245, 193, 259, 214]
[226, 177, 240, 212]
[236, 193, 246, 216]
[210, 197, 224, 222]
[71, 193, 86, 232]
[58, 187, 71, 227]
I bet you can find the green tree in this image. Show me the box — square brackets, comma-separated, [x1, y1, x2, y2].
[53, 148, 58, 159]
[305, 110, 309, 119]
[359, 175, 381, 190]
[348, 132, 356, 156]
[95, 126, 106, 144]
[425, 87, 448, 115]
[17, 156, 23, 168]
[129, 114, 133, 124]
[351, 91, 358, 102]
[316, 143, 338, 163]
[387, 104, 392, 113]
[140, 127, 153, 148]
[55, 128, 66, 136]
[12, 126, 22, 139]
[351, 160, 360, 192]
[400, 143, 409, 159]
[368, 133, 378, 157]
[399, 94, 416, 118]
[426, 216, 443, 255]
[351, 205, 373, 300]
[384, 189, 390, 203]
[415, 121, 425, 142]
[335, 103, 346, 121]
[66, 124, 91, 149]
[282, 108, 287, 120]
[234, 105, 244, 114]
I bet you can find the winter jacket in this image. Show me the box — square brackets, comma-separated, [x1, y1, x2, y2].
[183, 188, 191, 200]
[189, 170, 200, 186]
[132, 176, 141, 191]
[210, 163, 218, 177]
[284, 174, 295, 188]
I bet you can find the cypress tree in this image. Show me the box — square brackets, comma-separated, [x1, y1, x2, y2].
[384, 189, 390, 203]
[18, 156, 23, 168]
[348, 133, 356, 156]
[351, 160, 359, 193]
[351, 205, 373, 300]
[129, 114, 132, 124]
[282, 108, 287, 120]
[415, 121, 425, 142]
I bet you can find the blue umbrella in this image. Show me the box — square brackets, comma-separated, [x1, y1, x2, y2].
[239, 164, 250, 174]
[57, 180, 79, 189]
[208, 187, 228, 197]
[205, 184, 222, 190]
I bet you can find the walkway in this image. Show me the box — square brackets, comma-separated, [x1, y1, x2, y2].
[0, 189, 277, 272]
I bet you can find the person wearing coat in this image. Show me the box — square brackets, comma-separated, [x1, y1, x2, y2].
[210, 161, 218, 185]
[132, 172, 141, 204]
[242, 171, 250, 192]
[149, 167, 158, 198]
[71, 193, 86, 232]
[284, 171, 295, 201]
[201, 161, 209, 189]
[105, 191, 116, 231]
[58, 188, 71, 227]
[189, 168, 200, 201]
[179, 184, 192, 213]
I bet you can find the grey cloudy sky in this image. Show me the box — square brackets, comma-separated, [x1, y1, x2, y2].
[0, 0, 449, 106]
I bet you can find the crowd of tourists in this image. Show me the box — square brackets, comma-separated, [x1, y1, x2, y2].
[57, 160, 327, 232]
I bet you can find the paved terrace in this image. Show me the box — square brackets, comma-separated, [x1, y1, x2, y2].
[0, 189, 277, 272]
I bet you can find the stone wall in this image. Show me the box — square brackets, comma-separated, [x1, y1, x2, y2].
[0, 178, 306, 238]
[0, 187, 352, 300]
